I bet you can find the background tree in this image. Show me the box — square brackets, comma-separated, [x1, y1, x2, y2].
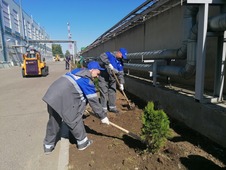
[52, 44, 64, 58]
[65, 50, 71, 57]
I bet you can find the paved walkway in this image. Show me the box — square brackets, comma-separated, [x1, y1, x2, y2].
[0, 62, 69, 170]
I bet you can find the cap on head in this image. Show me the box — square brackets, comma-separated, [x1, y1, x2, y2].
[119, 48, 127, 59]
[87, 61, 105, 70]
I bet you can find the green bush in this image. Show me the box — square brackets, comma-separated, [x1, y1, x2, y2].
[141, 101, 172, 153]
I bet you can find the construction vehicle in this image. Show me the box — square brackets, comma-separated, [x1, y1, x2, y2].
[54, 54, 60, 61]
[21, 48, 49, 77]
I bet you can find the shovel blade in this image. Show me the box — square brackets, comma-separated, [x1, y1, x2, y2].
[128, 102, 136, 110]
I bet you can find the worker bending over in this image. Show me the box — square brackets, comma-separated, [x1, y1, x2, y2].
[97, 48, 127, 114]
[43, 61, 110, 154]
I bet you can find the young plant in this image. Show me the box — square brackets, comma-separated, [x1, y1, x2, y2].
[141, 101, 172, 153]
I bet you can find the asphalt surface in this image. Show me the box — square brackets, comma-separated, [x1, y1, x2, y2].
[0, 61, 69, 170]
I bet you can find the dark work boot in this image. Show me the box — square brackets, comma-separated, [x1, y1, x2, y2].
[43, 145, 55, 155]
[109, 108, 119, 114]
[77, 140, 93, 151]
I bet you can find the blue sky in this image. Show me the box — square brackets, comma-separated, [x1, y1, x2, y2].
[19, 0, 147, 53]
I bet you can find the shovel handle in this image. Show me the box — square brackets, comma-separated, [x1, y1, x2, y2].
[111, 70, 121, 87]
[109, 121, 129, 133]
[109, 121, 142, 142]
[86, 110, 142, 142]
[121, 89, 130, 102]
[111, 71, 130, 103]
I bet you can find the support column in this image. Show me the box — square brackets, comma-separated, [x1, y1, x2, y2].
[195, 3, 209, 102]
[217, 31, 226, 101]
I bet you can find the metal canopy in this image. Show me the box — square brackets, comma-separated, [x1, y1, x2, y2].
[27, 39, 77, 58]
[83, 0, 226, 53]
[27, 39, 76, 43]
[83, 0, 182, 52]
[187, 0, 225, 4]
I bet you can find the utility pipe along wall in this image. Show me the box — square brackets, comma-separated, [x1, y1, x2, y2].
[125, 6, 226, 88]
[82, 3, 225, 94]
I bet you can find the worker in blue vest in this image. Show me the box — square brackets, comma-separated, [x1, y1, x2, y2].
[97, 48, 127, 114]
[42, 61, 110, 154]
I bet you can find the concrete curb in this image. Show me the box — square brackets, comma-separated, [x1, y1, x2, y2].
[58, 138, 69, 170]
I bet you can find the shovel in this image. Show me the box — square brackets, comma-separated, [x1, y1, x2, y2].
[109, 121, 143, 142]
[85, 110, 143, 143]
[111, 71, 135, 110]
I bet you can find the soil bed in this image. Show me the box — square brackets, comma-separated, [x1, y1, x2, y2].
[68, 91, 226, 170]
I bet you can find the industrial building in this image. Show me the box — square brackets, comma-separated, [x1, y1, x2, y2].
[0, 0, 52, 68]
[81, 0, 226, 148]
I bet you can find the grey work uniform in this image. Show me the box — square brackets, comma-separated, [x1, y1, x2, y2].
[97, 52, 125, 112]
[43, 69, 106, 147]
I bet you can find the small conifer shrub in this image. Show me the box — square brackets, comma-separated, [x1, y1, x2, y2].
[141, 101, 172, 153]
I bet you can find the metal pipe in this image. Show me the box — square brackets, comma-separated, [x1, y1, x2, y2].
[157, 65, 183, 76]
[178, 5, 199, 58]
[124, 62, 156, 86]
[208, 13, 226, 32]
[180, 24, 198, 79]
[124, 63, 153, 72]
[126, 5, 199, 79]
[127, 49, 180, 60]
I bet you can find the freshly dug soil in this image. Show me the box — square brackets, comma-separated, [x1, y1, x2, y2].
[68, 91, 226, 170]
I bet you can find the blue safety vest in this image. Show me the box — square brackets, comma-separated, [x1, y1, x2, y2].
[106, 52, 123, 72]
[65, 69, 97, 99]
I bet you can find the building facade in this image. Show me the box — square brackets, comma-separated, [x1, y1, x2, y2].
[0, 0, 52, 67]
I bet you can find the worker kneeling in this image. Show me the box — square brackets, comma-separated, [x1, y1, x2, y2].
[42, 61, 109, 154]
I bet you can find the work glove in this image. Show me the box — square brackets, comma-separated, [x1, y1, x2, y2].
[101, 117, 110, 125]
[108, 64, 114, 71]
[119, 84, 124, 91]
